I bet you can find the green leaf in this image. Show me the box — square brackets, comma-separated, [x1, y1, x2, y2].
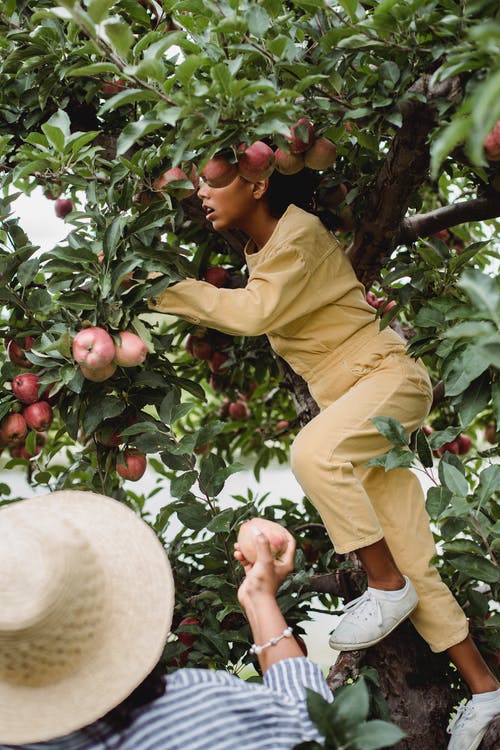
[440, 462, 469, 498]
[351, 719, 406, 750]
[206, 508, 235, 533]
[98, 87, 159, 115]
[371, 416, 409, 447]
[456, 373, 491, 427]
[426, 485, 453, 519]
[66, 62, 120, 77]
[176, 501, 211, 531]
[332, 678, 370, 726]
[476, 464, 500, 506]
[170, 470, 198, 498]
[450, 554, 499, 584]
[82, 396, 124, 434]
[88, 0, 115, 23]
[103, 19, 135, 58]
[416, 428, 433, 468]
[116, 117, 164, 155]
[246, 6, 270, 36]
[457, 269, 500, 322]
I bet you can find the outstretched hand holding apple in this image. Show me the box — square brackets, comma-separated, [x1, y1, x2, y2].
[235, 522, 303, 673]
[235, 519, 296, 604]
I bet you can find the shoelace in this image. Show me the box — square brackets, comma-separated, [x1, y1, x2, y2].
[342, 590, 383, 627]
[447, 702, 472, 735]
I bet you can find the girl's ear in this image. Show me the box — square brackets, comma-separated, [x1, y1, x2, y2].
[252, 178, 270, 200]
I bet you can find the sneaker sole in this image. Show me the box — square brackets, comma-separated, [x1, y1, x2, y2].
[453, 726, 489, 750]
[329, 600, 418, 651]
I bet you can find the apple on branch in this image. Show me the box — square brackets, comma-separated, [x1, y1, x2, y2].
[113, 331, 148, 367]
[116, 448, 147, 481]
[274, 148, 305, 175]
[236, 141, 275, 181]
[54, 197, 73, 219]
[0, 413, 28, 445]
[200, 155, 238, 187]
[153, 165, 199, 200]
[22, 401, 53, 432]
[5, 336, 35, 368]
[304, 137, 337, 170]
[204, 266, 230, 288]
[72, 326, 115, 370]
[80, 361, 117, 382]
[11, 373, 40, 404]
[289, 118, 315, 153]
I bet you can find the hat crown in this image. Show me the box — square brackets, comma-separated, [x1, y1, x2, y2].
[0, 510, 106, 686]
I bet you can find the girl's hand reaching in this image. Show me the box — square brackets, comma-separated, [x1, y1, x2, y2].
[235, 526, 296, 610]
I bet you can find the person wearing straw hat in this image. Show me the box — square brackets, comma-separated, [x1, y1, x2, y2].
[0, 489, 331, 749]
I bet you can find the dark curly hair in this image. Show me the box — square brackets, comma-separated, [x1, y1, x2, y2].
[265, 167, 320, 218]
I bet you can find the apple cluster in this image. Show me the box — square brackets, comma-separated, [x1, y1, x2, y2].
[72, 326, 148, 381]
[136, 118, 338, 204]
[71, 326, 149, 481]
[0, 338, 56, 459]
[422, 424, 473, 458]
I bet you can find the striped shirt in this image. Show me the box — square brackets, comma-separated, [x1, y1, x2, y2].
[2, 658, 332, 750]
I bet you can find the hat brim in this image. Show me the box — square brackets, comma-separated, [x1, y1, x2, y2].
[0, 490, 174, 745]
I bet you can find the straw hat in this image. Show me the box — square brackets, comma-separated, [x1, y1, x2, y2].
[0, 490, 174, 745]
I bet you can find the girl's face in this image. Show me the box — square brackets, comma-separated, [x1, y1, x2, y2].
[197, 175, 264, 234]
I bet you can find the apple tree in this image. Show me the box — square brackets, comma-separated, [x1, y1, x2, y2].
[0, 0, 499, 747]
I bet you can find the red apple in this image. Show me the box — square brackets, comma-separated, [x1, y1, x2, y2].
[177, 616, 200, 647]
[289, 118, 315, 153]
[208, 351, 230, 374]
[201, 156, 238, 187]
[274, 148, 305, 175]
[435, 441, 460, 457]
[0, 413, 28, 444]
[457, 434, 472, 455]
[191, 339, 214, 361]
[422, 424, 433, 436]
[484, 120, 500, 162]
[276, 419, 290, 431]
[11, 373, 40, 404]
[72, 327, 115, 370]
[304, 137, 337, 170]
[228, 400, 250, 421]
[101, 78, 127, 95]
[113, 331, 148, 367]
[80, 361, 117, 382]
[484, 423, 497, 444]
[204, 266, 230, 288]
[23, 401, 53, 432]
[55, 197, 73, 219]
[431, 228, 451, 243]
[321, 182, 348, 210]
[237, 141, 275, 181]
[116, 448, 147, 481]
[153, 166, 198, 200]
[237, 518, 289, 563]
[6, 336, 34, 368]
[95, 419, 123, 447]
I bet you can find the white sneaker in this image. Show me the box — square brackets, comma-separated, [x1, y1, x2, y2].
[328, 576, 418, 651]
[447, 691, 500, 750]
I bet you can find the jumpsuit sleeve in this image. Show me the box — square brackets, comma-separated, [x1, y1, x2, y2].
[147, 244, 314, 336]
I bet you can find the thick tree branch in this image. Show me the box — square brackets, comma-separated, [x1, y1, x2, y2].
[347, 76, 461, 284]
[397, 194, 500, 245]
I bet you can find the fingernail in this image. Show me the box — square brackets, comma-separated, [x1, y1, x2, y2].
[251, 526, 263, 537]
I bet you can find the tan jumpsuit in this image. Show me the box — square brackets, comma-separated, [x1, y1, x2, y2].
[149, 204, 468, 652]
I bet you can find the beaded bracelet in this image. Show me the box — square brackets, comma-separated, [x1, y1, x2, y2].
[249, 626, 293, 655]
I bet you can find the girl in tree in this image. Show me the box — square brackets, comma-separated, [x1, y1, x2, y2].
[148, 164, 499, 750]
